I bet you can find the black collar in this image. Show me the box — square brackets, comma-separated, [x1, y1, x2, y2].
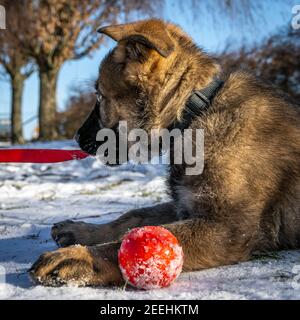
[171, 79, 224, 130]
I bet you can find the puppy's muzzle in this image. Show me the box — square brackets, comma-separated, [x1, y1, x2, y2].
[75, 106, 102, 156]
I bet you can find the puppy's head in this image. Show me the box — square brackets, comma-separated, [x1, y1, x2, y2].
[76, 19, 175, 156]
[76, 19, 218, 161]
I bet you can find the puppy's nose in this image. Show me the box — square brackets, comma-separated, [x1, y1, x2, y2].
[74, 132, 80, 143]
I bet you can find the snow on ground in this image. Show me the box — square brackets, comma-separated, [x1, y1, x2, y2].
[0, 140, 300, 300]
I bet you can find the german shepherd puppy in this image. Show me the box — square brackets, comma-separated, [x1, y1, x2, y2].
[30, 19, 300, 287]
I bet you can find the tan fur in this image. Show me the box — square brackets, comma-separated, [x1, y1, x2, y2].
[30, 19, 300, 287]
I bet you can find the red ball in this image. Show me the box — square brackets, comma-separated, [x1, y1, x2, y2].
[118, 226, 183, 290]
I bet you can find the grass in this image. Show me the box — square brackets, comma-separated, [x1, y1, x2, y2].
[252, 251, 281, 262]
[79, 181, 125, 195]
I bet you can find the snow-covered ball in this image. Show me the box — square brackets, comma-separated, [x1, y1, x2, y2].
[118, 226, 183, 290]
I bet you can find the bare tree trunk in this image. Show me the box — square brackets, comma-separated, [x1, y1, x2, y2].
[38, 67, 59, 141]
[11, 73, 25, 144]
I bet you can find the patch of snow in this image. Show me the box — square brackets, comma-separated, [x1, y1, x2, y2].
[0, 140, 300, 299]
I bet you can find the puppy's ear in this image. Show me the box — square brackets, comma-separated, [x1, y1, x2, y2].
[97, 19, 174, 58]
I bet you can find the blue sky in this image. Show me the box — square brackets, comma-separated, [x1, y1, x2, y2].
[0, 0, 297, 140]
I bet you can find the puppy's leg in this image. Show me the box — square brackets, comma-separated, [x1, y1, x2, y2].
[164, 219, 254, 271]
[52, 202, 178, 247]
[31, 218, 253, 287]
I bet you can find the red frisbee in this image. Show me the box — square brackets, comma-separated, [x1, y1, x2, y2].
[0, 149, 89, 163]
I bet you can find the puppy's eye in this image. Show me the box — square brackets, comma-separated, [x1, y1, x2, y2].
[95, 90, 104, 103]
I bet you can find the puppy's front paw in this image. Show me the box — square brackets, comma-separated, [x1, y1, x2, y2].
[51, 220, 87, 247]
[51, 220, 112, 247]
[29, 245, 94, 286]
[29, 244, 122, 287]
